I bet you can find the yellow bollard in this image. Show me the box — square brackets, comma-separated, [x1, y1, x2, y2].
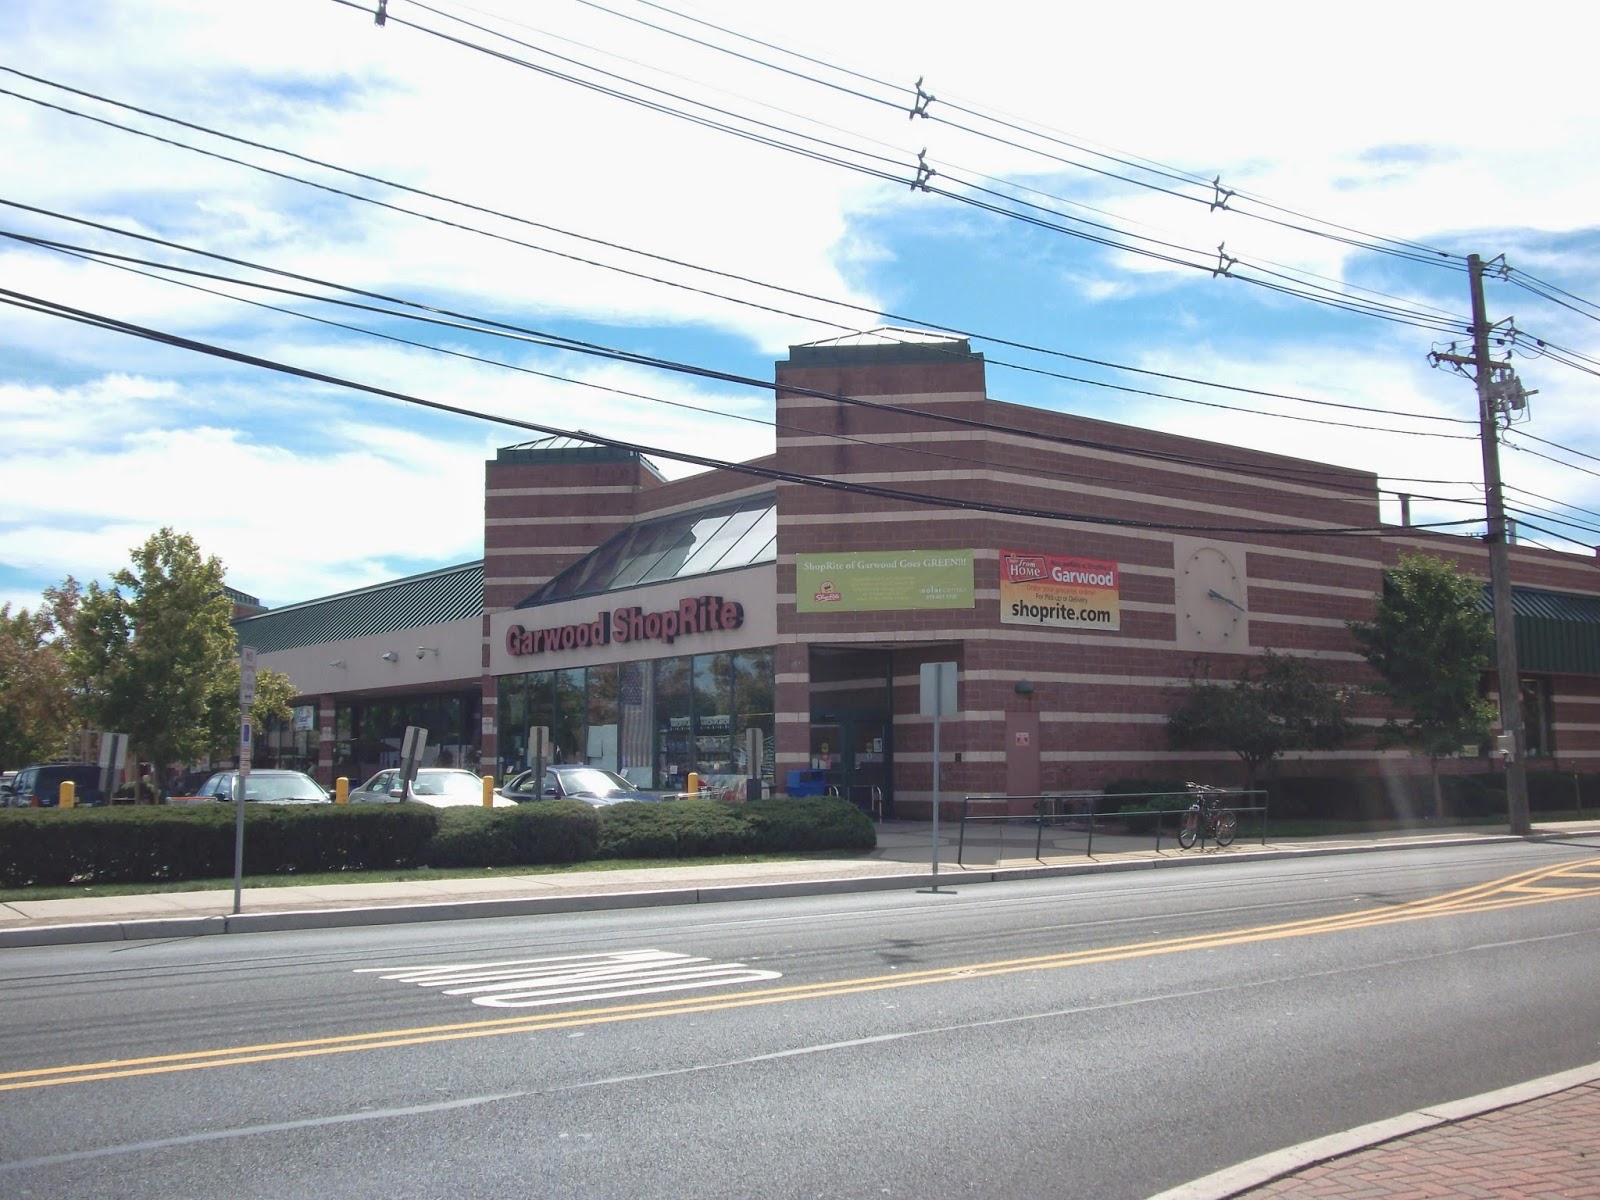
[481, 775, 495, 807]
[59, 780, 76, 809]
[686, 771, 699, 797]
[335, 776, 349, 804]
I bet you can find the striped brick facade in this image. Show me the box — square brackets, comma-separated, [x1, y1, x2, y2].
[444, 335, 1600, 814]
[760, 337, 1600, 815]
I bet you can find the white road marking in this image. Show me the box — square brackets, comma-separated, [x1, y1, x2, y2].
[358, 949, 782, 1009]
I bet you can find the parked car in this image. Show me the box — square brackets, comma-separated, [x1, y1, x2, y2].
[194, 769, 332, 804]
[2, 762, 107, 807]
[350, 767, 513, 807]
[498, 765, 660, 807]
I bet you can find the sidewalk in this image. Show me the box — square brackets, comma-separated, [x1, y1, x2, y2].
[2, 817, 1597, 947]
[3, 817, 1599, 1198]
[1153, 1063, 1600, 1199]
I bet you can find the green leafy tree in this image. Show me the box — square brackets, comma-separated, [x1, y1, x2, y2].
[1347, 552, 1495, 818]
[1167, 649, 1354, 788]
[0, 602, 76, 767]
[64, 528, 240, 794]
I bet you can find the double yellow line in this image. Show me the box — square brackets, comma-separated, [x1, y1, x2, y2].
[4, 859, 1596, 1092]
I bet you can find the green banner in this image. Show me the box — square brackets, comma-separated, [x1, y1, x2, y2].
[796, 550, 974, 613]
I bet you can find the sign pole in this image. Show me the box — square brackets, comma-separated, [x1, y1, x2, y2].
[930, 693, 942, 889]
[918, 661, 958, 895]
[233, 647, 257, 915]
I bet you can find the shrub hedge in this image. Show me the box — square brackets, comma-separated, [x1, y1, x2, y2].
[0, 795, 875, 887]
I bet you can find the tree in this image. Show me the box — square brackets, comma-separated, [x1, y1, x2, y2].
[1167, 649, 1354, 788]
[0, 602, 75, 767]
[1347, 552, 1495, 818]
[64, 528, 240, 792]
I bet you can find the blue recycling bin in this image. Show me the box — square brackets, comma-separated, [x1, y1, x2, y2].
[785, 769, 827, 797]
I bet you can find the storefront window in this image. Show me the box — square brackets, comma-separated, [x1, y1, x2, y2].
[732, 648, 775, 784]
[553, 668, 585, 765]
[617, 661, 651, 786]
[337, 691, 482, 783]
[1521, 677, 1553, 758]
[586, 665, 619, 771]
[693, 654, 734, 777]
[654, 657, 692, 792]
[496, 648, 775, 793]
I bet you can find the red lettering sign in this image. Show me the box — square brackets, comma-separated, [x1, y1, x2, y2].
[507, 596, 745, 657]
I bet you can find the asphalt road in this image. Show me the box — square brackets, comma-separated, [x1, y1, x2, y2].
[2, 838, 1598, 1199]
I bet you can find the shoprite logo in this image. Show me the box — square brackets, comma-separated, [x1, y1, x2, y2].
[506, 595, 745, 657]
[812, 579, 843, 603]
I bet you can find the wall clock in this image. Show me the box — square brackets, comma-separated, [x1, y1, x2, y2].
[1181, 545, 1246, 647]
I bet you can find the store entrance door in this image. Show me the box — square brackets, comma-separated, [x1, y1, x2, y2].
[810, 712, 892, 818]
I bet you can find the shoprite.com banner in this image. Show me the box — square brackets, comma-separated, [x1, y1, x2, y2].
[999, 549, 1121, 630]
[796, 550, 975, 613]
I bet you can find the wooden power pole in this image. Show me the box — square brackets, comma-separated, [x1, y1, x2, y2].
[1434, 254, 1531, 834]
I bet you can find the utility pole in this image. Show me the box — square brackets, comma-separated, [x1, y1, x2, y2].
[1434, 254, 1531, 835]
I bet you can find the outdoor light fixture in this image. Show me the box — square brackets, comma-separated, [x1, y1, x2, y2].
[415, 646, 438, 659]
[328, 659, 346, 669]
[380, 651, 399, 662]
[1014, 680, 1035, 696]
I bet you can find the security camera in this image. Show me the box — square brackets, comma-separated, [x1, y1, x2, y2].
[415, 647, 427, 660]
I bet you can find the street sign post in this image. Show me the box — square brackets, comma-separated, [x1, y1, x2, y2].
[233, 647, 257, 915]
[400, 726, 429, 796]
[919, 662, 958, 894]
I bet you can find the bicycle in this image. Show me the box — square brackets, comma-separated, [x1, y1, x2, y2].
[1178, 784, 1237, 849]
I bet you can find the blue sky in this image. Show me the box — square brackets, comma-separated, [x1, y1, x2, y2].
[2, 0, 1597, 613]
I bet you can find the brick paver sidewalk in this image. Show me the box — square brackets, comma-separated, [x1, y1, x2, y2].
[1239, 1081, 1600, 1198]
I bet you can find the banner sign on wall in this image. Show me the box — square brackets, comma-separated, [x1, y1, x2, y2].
[999, 549, 1121, 630]
[796, 550, 975, 613]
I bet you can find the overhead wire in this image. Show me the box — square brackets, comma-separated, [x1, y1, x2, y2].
[0, 282, 1483, 539]
[0, 70, 1480, 435]
[2, 214, 1455, 502]
[591, 0, 1470, 268]
[326, 0, 1482, 334]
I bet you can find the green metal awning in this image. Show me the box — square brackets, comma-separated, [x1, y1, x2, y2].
[1483, 586, 1600, 676]
[233, 562, 483, 653]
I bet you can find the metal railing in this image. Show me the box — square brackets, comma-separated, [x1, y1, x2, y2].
[957, 788, 1269, 866]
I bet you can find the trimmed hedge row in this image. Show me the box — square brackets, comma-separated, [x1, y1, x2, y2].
[0, 796, 875, 888]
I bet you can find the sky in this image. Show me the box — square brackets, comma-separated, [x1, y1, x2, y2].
[2, 0, 1597, 615]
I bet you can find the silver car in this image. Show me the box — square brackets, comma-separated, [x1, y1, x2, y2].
[350, 767, 512, 808]
[197, 769, 332, 804]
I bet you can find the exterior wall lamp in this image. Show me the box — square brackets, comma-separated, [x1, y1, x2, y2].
[328, 659, 347, 669]
[380, 651, 399, 662]
[1014, 680, 1035, 696]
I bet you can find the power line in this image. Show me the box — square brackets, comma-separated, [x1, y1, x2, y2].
[3, 215, 1444, 500]
[602, 0, 1468, 269]
[0, 72, 1479, 432]
[0, 283, 1480, 541]
[326, 1, 1480, 334]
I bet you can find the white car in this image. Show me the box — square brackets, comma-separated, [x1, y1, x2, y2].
[349, 767, 513, 808]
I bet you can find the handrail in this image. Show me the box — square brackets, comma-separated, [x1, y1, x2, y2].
[958, 789, 1270, 864]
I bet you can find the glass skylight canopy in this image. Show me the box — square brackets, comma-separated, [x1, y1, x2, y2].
[520, 493, 776, 608]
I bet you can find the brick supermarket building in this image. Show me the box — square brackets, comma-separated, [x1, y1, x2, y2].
[238, 332, 1600, 814]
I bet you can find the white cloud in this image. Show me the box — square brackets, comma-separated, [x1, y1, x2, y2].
[2, 0, 1595, 617]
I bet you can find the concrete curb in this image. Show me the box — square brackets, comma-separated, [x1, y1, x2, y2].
[1144, 1060, 1600, 1200]
[0, 828, 1561, 948]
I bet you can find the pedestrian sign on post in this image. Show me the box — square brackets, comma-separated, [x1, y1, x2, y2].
[400, 725, 428, 794]
[240, 645, 257, 708]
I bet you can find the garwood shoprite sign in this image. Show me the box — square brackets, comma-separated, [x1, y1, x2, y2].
[506, 595, 745, 657]
[999, 549, 1121, 630]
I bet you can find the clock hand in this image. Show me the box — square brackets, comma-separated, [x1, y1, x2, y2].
[1207, 588, 1247, 613]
